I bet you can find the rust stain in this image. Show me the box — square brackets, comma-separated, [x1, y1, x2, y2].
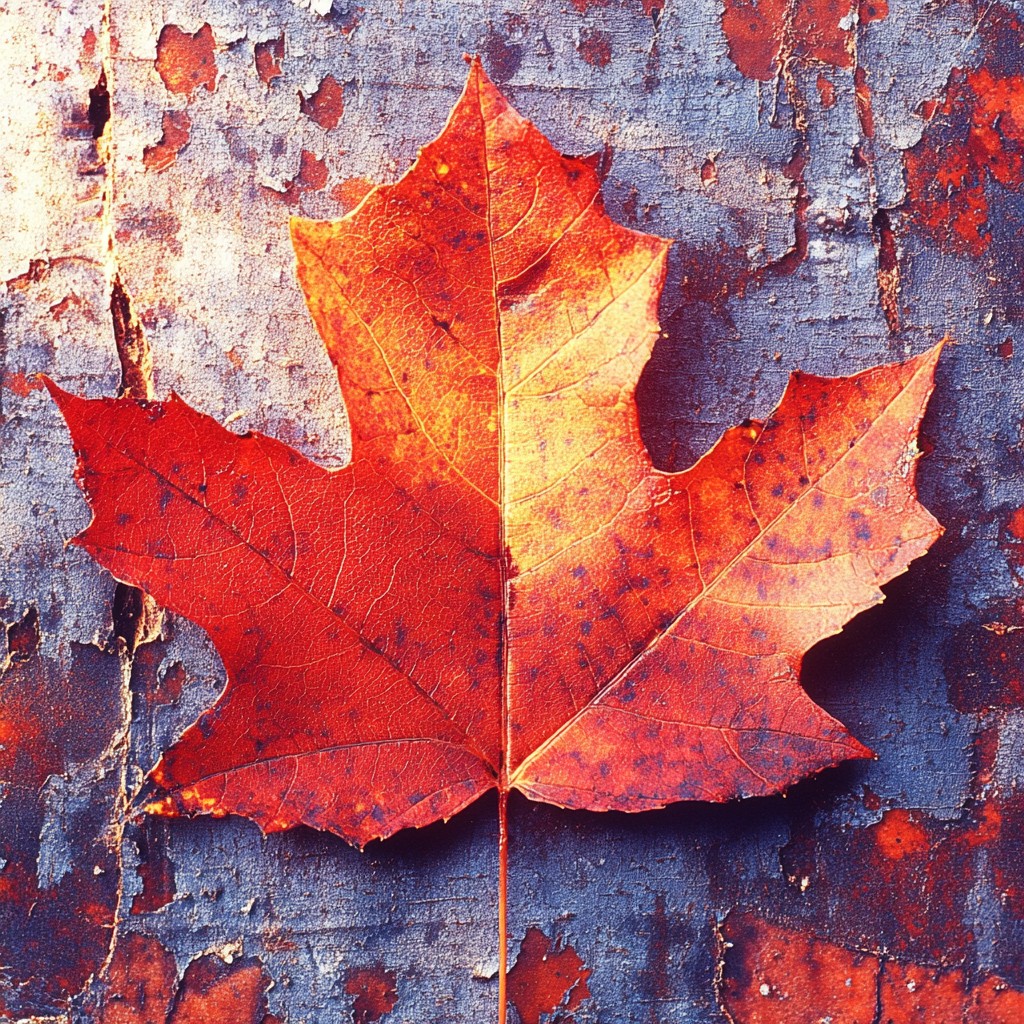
[873, 808, 931, 860]
[721, 0, 883, 81]
[299, 74, 344, 131]
[344, 966, 398, 1023]
[873, 208, 901, 333]
[946, 605, 1024, 713]
[481, 26, 523, 83]
[720, 912, 1024, 1023]
[143, 110, 192, 172]
[87, 933, 177, 1024]
[255, 35, 284, 86]
[642, 894, 672, 1021]
[903, 5, 1024, 256]
[155, 24, 217, 98]
[130, 818, 176, 916]
[780, 788, 1024, 973]
[86, 933, 279, 1024]
[1001, 506, 1024, 578]
[0, 642, 122, 1018]
[506, 926, 592, 1024]
[816, 73, 836, 108]
[719, 911, 878, 1022]
[570, 0, 661, 13]
[5, 605, 40, 662]
[270, 149, 329, 206]
[5, 257, 51, 292]
[131, 644, 187, 707]
[578, 29, 613, 68]
[336, 5, 366, 36]
[853, 66, 874, 138]
[169, 955, 272, 1024]
[2, 370, 43, 398]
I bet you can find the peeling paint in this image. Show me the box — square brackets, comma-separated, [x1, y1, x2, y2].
[4, 0, 1023, 1020]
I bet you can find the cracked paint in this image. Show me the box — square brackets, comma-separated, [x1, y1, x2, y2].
[2, 0, 1022, 1021]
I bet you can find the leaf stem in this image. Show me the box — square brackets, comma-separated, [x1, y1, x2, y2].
[498, 787, 509, 1024]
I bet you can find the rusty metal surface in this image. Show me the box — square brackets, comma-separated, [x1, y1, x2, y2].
[2, 1, 1022, 1021]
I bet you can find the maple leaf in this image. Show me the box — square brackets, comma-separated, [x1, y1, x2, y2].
[48, 56, 943, 837]
[46, 58, 942, 1018]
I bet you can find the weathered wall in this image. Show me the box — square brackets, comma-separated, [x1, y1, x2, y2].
[2, 1, 1022, 1021]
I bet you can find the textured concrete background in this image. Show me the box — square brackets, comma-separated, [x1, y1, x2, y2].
[2, 1, 1022, 1021]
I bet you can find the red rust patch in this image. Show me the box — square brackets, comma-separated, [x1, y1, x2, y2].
[255, 35, 284, 86]
[155, 24, 217, 98]
[271, 150, 329, 206]
[344, 966, 398, 1023]
[89, 933, 177, 1023]
[143, 110, 192, 172]
[506, 926, 592, 1024]
[874, 808, 931, 861]
[169, 955, 271, 1024]
[904, 7, 1024, 256]
[721, 913, 1024, 1023]
[0, 642, 123, 1019]
[720, 912, 879, 1022]
[130, 818, 176, 916]
[946, 605, 1024, 713]
[481, 26, 523, 82]
[2, 370, 43, 398]
[721, 0, 787, 79]
[721, 0, 869, 81]
[6, 605, 40, 661]
[816, 73, 837, 108]
[299, 74, 344, 131]
[87, 935, 277, 1024]
[132, 644, 188, 707]
[578, 29, 613, 68]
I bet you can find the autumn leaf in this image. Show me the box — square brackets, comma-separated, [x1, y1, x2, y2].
[48, 55, 942, 838]
[46, 57, 942, 1018]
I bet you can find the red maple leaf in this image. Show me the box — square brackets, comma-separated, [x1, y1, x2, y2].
[46, 59, 942, 1021]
